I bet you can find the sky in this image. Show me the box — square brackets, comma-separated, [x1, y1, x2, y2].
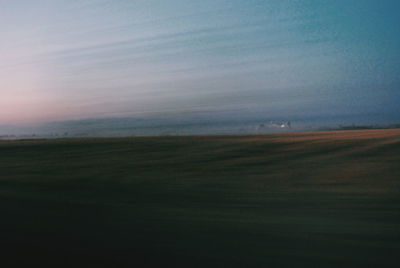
[1, 0, 399, 126]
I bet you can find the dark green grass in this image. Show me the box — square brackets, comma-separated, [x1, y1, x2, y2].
[1, 129, 399, 267]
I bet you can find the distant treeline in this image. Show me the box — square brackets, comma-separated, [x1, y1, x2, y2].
[324, 124, 400, 131]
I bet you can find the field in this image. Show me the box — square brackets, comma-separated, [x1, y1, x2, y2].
[1, 129, 399, 267]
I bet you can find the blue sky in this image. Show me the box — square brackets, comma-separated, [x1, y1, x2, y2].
[1, 0, 399, 125]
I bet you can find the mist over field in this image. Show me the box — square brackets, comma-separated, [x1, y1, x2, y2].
[1, 112, 399, 139]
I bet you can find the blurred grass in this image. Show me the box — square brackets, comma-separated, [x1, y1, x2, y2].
[0, 129, 399, 267]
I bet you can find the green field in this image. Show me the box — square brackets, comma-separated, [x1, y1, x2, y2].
[1, 129, 399, 267]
